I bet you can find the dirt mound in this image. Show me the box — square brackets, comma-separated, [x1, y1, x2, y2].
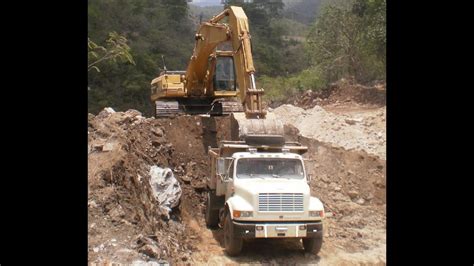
[88, 109, 204, 264]
[88, 110, 231, 264]
[272, 104, 386, 159]
[269, 78, 386, 110]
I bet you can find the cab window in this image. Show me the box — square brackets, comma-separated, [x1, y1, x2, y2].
[213, 56, 236, 91]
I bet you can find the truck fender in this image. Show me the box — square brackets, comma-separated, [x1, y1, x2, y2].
[225, 195, 253, 220]
[309, 196, 325, 212]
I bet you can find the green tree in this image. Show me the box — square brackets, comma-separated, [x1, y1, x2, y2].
[88, 0, 194, 115]
[306, 0, 385, 83]
[88, 32, 135, 72]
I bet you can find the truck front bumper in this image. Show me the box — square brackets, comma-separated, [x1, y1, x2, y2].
[232, 221, 323, 239]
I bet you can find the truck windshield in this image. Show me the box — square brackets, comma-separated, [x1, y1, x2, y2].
[236, 158, 304, 179]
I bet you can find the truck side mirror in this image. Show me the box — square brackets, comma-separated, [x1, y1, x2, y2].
[307, 174, 313, 183]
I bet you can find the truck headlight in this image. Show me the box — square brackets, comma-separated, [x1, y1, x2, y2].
[233, 210, 253, 218]
[309, 210, 324, 217]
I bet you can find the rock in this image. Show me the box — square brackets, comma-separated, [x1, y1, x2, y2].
[93, 247, 99, 253]
[131, 260, 163, 266]
[104, 107, 115, 113]
[334, 186, 342, 192]
[149, 166, 182, 216]
[108, 205, 125, 220]
[138, 244, 160, 258]
[151, 127, 164, 137]
[93, 143, 104, 151]
[320, 174, 330, 183]
[356, 198, 365, 205]
[116, 248, 135, 255]
[348, 190, 359, 199]
[88, 200, 97, 208]
[345, 118, 362, 125]
[180, 175, 192, 183]
[191, 179, 206, 190]
[125, 109, 142, 118]
[103, 142, 115, 152]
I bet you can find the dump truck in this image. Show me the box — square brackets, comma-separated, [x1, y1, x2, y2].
[206, 139, 325, 256]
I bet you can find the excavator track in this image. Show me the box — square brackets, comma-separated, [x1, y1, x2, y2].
[155, 100, 184, 117]
[211, 98, 244, 115]
[154, 99, 244, 118]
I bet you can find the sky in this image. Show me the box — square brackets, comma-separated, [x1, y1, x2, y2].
[189, 0, 223, 7]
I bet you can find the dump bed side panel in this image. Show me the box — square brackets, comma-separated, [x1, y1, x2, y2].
[208, 148, 219, 190]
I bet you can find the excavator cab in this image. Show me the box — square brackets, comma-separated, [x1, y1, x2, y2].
[213, 56, 237, 92]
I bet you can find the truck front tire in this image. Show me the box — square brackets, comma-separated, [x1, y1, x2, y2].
[224, 211, 243, 256]
[303, 237, 323, 255]
[205, 191, 220, 228]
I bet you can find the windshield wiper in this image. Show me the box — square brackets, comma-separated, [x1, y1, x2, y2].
[272, 174, 281, 178]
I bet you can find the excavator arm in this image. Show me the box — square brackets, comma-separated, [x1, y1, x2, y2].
[185, 22, 230, 96]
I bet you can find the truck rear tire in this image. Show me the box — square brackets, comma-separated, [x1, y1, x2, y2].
[205, 191, 219, 228]
[224, 211, 243, 256]
[303, 237, 323, 255]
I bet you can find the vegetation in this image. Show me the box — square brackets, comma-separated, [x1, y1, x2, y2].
[88, 0, 194, 115]
[263, 0, 386, 102]
[306, 0, 386, 83]
[88, 32, 135, 73]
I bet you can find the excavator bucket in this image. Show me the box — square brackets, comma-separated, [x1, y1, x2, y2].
[230, 112, 285, 146]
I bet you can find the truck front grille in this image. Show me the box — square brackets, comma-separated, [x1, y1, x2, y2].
[258, 193, 304, 212]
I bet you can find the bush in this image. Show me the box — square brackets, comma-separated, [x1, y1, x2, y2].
[258, 66, 327, 102]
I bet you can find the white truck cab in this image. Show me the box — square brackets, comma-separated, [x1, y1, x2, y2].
[206, 141, 324, 256]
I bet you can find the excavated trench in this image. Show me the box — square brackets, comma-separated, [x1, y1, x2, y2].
[88, 109, 386, 265]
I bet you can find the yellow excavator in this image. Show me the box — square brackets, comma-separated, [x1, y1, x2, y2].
[151, 6, 284, 144]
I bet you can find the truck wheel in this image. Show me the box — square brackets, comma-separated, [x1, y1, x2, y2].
[303, 237, 323, 255]
[205, 191, 219, 228]
[224, 211, 243, 256]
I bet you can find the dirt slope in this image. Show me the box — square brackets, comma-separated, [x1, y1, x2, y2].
[272, 104, 386, 159]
